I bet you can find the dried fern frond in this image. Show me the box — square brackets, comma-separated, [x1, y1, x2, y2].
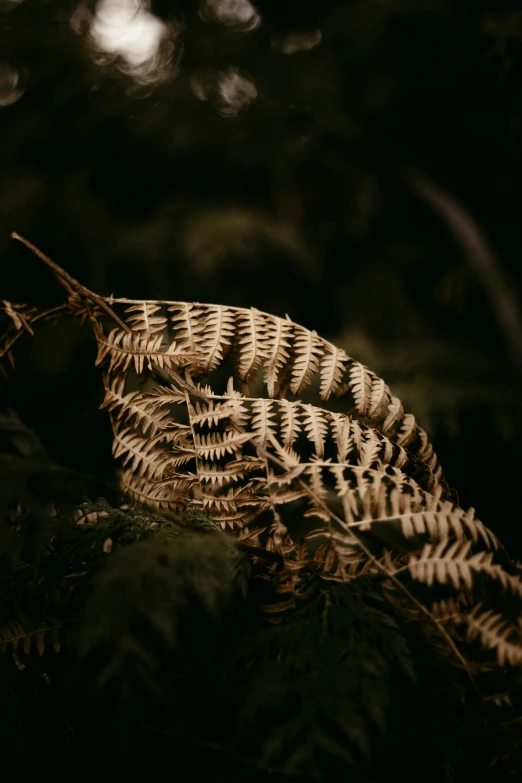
[0, 614, 62, 655]
[0, 301, 68, 375]
[465, 606, 522, 667]
[119, 469, 186, 510]
[101, 377, 179, 436]
[404, 540, 522, 596]
[7, 236, 522, 694]
[1, 301, 36, 336]
[83, 297, 441, 478]
[95, 325, 195, 375]
[100, 383, 494, 575]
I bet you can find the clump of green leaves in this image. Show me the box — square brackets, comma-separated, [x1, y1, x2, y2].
[223, 577, 416, 779]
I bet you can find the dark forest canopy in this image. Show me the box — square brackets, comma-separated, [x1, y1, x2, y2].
[1, 0, 522, 552]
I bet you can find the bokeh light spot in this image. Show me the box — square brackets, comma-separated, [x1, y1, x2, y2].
[271, 28, 322, 56]
[0, 63, 25, 107]
[191, 66, 257, 117]
[199, 0, 261, 32]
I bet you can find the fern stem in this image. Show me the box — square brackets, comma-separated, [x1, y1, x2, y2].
[10, 233, 132, 335]
[0, 303, 68, 362]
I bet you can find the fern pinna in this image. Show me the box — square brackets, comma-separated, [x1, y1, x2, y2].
[2, 234, 522, 775]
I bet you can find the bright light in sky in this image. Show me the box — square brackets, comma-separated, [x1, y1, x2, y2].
[90, 0, 169, 79]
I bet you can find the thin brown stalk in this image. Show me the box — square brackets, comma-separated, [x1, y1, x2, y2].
[400, 167, 522, 375]
[10, 232, 131, 335]
[0, 303, 68, 362]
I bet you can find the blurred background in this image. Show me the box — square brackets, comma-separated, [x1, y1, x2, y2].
[1, 0, 522, 553]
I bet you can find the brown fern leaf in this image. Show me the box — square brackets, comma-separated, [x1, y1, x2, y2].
[1, 300, 36, 336]
[98, 365, 496, 586]
[0, 614, 62, 655]
[262, 314, 294, 397]
[466, 607, 522, 667]
[0, 301, 69, 374]
[359, 429, 383, 468]
[319, 344, 348, 400]
[397, 413, 418, 448]
[386, 489, 498, 550]
[222, 378, 250, 426]
[251, 399, 278, 447]
[290, 324, 324, 395]
[101, 377, 174, 435]
[303, 457, 330, 523]
[119, 470, 185, 510]
[198, 461, 248, 487]
[279, 397, 302, 447]
[368, 376, 392, 420]
[199, 305, 236, 373]
[406, 540, 521, 595]
[105, 381, 481, 565]
[301, 404, 328, 459]
[126, 302, 167, 335]
[430, 596, 470, 623]
[236, 307, 269, 385]
[95, 326, 191, 375]
[193, 429, 253, 461]
[382, 395, 405, 434]
[349, 362, 374, 417]
[189, 399, 238, 428]
[87, 296, 443, 474]
[112, 426, 178, 480]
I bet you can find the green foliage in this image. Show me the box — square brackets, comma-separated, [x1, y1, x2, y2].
[0, 454, 117, 660]
[77, 526, 250, 709]
[224, 578, 416, 779]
